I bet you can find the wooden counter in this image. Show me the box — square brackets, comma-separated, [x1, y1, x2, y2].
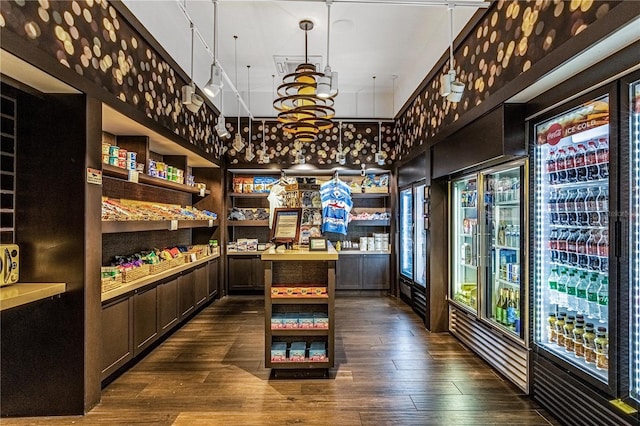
[0, 283, 67, 311]
[261, 245, 339, 261]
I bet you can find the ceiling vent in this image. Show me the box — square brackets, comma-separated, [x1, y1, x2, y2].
[273, 55, 323, 77]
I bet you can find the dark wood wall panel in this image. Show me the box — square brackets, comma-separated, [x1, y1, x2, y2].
[102, 176, 191, 205]
[272, 261, 329, 285]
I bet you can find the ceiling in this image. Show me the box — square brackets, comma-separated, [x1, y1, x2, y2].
[121, 0, 487, 119]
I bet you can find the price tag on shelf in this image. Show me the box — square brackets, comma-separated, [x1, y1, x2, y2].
[127, 170, 139, 183]
[199, 188, 206, 197]
[208, 219, 214, 227]
[169, 220, 178, 231]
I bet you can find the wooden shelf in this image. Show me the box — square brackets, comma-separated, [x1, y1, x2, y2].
[102, 164, 210, 196]
[228, 192, 269, 198]
[352, 192, 389, 198]
[271, 329, 329, 336]
[349, 220, 390, 226]
[271, 296, 329, 305]
[102, 219, 218, 233]
[266, 360, 332, 369]
[227, 220, 269, 227]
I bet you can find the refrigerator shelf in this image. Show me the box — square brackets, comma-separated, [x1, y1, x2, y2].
[548, 178, 608, 189]
[495, 244, 520, 251]
[539, 342, 607, 382]
[496, 277, 520, 287]
[460, 263, 478, 269]
[548, 223, 608, 230]
[460, 233, 475, 238]
[495, 200, 521, 206]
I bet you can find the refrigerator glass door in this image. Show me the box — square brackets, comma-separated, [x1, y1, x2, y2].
[630, 79, 640, 401]
[534, 95, 610, 383]
[482, 165, 524, 339]
[451, 176, 478, 313]
[415, 184, 427, 287]
[400, 187, 413, 279]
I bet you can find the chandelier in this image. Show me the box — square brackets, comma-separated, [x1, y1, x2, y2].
[273, 20, 336, 143]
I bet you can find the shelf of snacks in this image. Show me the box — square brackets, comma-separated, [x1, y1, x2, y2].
[271, 329, 329, 337]
[351, 192, 389, 198]
[228, 192, 269, 198]
[226, 220, 269, 227]
[101, 245, 220, 302]
[102, 164, 210, 196]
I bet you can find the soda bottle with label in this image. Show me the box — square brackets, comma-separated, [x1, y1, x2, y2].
[577, 230, 589, 268]
[547, 150, 558, 184]
[507, 289, 517, 329]
[566, 146, 577, 182]
[597, 138, 609, 179]
[594, 326, 609, 371]
[556, 149, 568, 183]
[549, 229, 559, 250]
[558, 229, 570, 264]
[548, 267, 559, 305]
[574, 188, 586, 212]
[557, 269, 568, 308]
[573, 322, 586, 358]
[597, 230, 609, 258]
[597, 187, 609, 227]
[555, 312, 567, 348]
[564, 316, 576, 353]
[583, 323, 597, 364]
[566, 270, 578, 311]
[597, 276, 608, 323]
[548, 312, 558, 343]
[586, 187, 598, 211]
[586, 141, 599, 180]
[576, 272, 589, 314]
[586, 274, 601, 319]
[566, 189, 577, 224]
[575, 143, 588, 181]
[495, 288, 504, 323]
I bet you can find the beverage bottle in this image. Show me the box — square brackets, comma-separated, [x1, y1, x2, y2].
[507, 289, 517, 329]
[573, 322, 586, 358]
[597, 187, 609, 227]
[514, 290, 521, 334]
[587, 230, 599, 255]
[500, 288, 509, 325]
[574, 188, 586, 212]
[549, 229, 559, 251]
[505, 224, 513, 247]
[564, 316, 576, 353]
[583, 323, 597, 364]
[548, 267, 559, 305]
[594, 326, 609, 371]
[556, 149, 568, 183]
[556, 189, 566, 213]
[575, 144, 588, 182]
[495, 288, 504, 323]
[555, 312, 567, 348]
[547, 150, 558, 184]
[597, 138, 609, 179]
[498, 221, 506, 246]
[597, 276, 609, 323]
[597, 230, 609, 258]
[558, 229, 570, 264]
[585, 187, 597, 211]
[566, 146, 577, 182]
[578, 188, 589, 226]
[576, 272, 589, 314]
[548, 189, 558, 224]
[566, 189, 577, 224]
[586, 274, 601, 319]
[586, 141, 599, 180]
[557, 269, 568, 308]
[547, 312, 557, 343]
[566, 270, 578, 311]
[577, 230, 588, 269]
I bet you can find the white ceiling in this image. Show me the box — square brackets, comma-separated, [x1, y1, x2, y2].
[121, 0, 486, 119]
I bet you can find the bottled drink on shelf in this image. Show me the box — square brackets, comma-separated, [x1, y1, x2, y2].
[577, 231, 589, 269]
[597, 230, 609, 258]
[548, 312, 557, 343]
[547, 150, 558, 184]
[549, 229, 559, 251]
[573, 322, 586, 358]
[586, 274, 601, 319]
[500, 287, 509, 325]
[583, 322, 597, 364]
[557, 269, 568, 308]
[566, 189, 577, 224]
[548, 268, 559, 305]
[574, 188, 586, 212]
[585, 186, 598, 211]
[566, 270, 578, 311]
[596, 186, 608, 212]
[557, 189, 567, 213]
[576, 272, 589, 314]
[498, 221, 506, 246]
[556, 149, 568, 183]
[564, 316, 576, 353]
[596, 138, 609, 179]
[566, 146, 577, 182]
[505, 224, 513, 247]
[555, 312, 567, 348]
[514, 290, 521, 334]
[597, 277, 609, 323]
[586, 141, 599, 181]
[575, 144, 587, 182]
[496, 288, 504, 324]
[594, 326, 609, 371]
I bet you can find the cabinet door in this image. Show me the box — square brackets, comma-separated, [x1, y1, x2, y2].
[158, 278, 178, 336]
[336, 256, 362, 289]
[362, 255, 390, 290]
[101, 297, 132, 380]
[194, 264, 208, 307]
[251, 256, 265, 289]
[208, 259, 219, 298]
[178, 270, 196, 320]
[133, 287, 158, 356]
[228, 256, 254, 289]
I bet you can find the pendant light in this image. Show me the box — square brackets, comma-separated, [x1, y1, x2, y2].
[203, 0, 223, 98]
[317, 0, 338, 99]
[181, 23, 204, 113]
[231, 35, 245, 152]
[245, 65, 255, 162]
[440, 5, 464, 103]
[336, 121, 346, 165]
[372, 76, 385, 165]
[215, 85, 229, 138]
[260, 120, 270, 164]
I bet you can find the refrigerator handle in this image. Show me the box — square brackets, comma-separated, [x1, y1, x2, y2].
[616, 218, 624, 258]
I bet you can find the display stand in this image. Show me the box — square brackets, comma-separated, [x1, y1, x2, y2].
[262, 244, 338, 375]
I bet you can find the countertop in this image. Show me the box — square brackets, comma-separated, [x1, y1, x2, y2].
[261, 245, 339, 261]
[0, 283, 67, 311]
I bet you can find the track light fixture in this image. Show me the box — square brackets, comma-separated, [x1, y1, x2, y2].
[375, 122, 385, 166]
[204, 0, 223, 98]
[182, 23, 204, 113]
[317, 0, 338, 99]
[260, 120, 270, 164]
[440, 5, 464, 103]
[336, 121, 346, 165]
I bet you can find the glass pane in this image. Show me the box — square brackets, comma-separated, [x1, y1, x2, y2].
[400, 188, 413, 279]
[484, 167, 523, 337]
[451, 177, 478, 312]
[415, 184, 427, 287]
[534, 95, 610, 383]
[630, 79, 640, 401]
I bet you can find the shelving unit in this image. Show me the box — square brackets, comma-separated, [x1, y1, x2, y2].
[262, 246, 337, 371]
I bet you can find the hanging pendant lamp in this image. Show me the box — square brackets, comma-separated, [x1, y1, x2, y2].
[204, 0, 223, 98]
[273, 20, 335, 144]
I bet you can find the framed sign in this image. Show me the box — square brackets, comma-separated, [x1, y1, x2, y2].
[309, 237, 327, 251]
[270, 208, 302, 243]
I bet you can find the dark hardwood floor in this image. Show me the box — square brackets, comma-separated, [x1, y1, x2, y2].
[3, 296, 560, 425]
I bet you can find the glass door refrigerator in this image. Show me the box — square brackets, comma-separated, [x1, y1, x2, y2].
[399, 186, 414, 284]
[530, 89, 639, 423]
[415, 183, 427, 288]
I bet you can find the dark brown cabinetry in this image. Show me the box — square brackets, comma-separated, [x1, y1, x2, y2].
[194, 263, 209, 307]
[336, 253, 390, 291]
[101, 297, 132, 380]
[157, 277, 179, 336]
[133, 286, 158, 356]
[228, 255, 264, 291]
[208, 258, 219, 298]
[178, 269, 196, 320]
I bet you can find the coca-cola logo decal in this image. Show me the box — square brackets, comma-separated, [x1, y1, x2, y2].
[546, 123, 563, 146]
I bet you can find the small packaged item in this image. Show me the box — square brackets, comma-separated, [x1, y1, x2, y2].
[232, 177, 243, 193]
[284, 312, 299, 329]
[309, 342, 327, 362]
[298, 313, 314, 329]
[242, 177, 254, 193]
[253, 176, 265, 193]
[247, 238, 258, 252]
[237, 238, 248, 252]
[271, 313, 285, 329]
[271, 342, 287, 362]
[289, 342, 306, 362]
[227, 242, 237, 253]
[313, 312, 329, 329]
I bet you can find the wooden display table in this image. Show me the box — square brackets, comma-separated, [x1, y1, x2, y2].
[262, 245, 337, 372]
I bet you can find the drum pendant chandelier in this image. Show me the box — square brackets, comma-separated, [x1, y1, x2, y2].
[273, 20, 336, 144]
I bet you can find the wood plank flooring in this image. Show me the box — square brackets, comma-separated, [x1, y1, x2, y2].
[2, 296, 560, 425]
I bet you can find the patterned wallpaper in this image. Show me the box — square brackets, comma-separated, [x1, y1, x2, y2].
[0, 0, 223, 159]
[394, 0, 621, 160]
[224, 119, 396, 166]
